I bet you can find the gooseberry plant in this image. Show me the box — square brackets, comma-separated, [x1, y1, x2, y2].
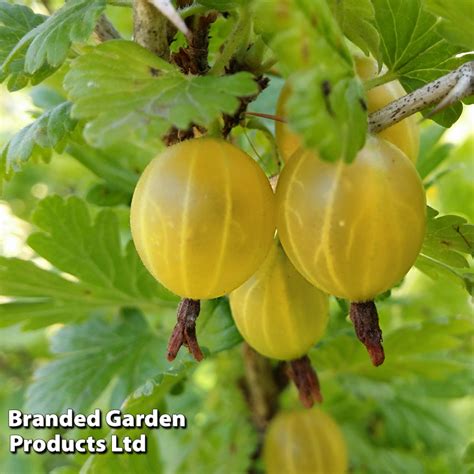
[0, 0, 473, 473]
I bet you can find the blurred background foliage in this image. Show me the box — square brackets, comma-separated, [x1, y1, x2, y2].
[0, 1, 473, 473]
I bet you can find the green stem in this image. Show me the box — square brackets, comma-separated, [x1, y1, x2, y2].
[364, 71, 398, 91]
[209, 8, 251, 76]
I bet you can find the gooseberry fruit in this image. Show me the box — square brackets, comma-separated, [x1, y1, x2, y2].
[276, 135, 426, 364]
[131, 137, 276, 361]
[131, 137, 276, 300]
[264, 409, 348, 474]
[275, 57, 419, 163]
[230, 239, 328, 361]
[230, 239, 329, 406]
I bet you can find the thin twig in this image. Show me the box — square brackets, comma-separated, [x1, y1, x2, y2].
[369, 61, 474, 134]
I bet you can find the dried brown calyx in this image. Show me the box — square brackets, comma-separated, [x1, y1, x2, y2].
[286, 355, 323, 408]
[350, 301, 385, 366]
[167, 298, 203, 362]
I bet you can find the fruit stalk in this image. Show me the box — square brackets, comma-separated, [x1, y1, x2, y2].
[167, 298, 203, 362]
[349, 301, 385, 366]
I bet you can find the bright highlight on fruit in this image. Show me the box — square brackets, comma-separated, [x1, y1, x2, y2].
[264, 409, 348, 474]
[130, 137, 276, 300]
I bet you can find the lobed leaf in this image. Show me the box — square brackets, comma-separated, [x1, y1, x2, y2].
[64, 40, 258, 148]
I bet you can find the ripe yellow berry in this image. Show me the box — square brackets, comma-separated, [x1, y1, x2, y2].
[276, 135, 426, 302]
[131, 138, 276, 300]
[230, 239, 328, 360]
[264, 409, 348, 474]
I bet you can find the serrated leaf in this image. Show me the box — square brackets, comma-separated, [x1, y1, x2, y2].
[0, 2, 53, 90]
[2, 0, 105, 86]
[254, 0, 367, 162]
[423, 0, 474, 50]
[0, 196, 176, 328]
[64, 40, 258, 148]
[372, 0, 469, 127]
[26, 308, 170, 413]
[328, 0, 380, 61]
[1, 102, 77, 180]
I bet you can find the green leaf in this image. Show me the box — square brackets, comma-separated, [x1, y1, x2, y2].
[289, 73, 367, 162]
[170, 355, 258, 474]
[417, 124, 453, 180]
[26, 308, 171, 413]
[1, 102, 77, 180]
[64, 40, 258, 148]
[343, 426, 425, 474]
[0, 196, 176, 328]
[82, 363, 189, 474]
[372, 0, 469, 126]
[197, 298, 242, 354]
[66, 141, 143, 195]
[415, 207, 474, 294]
[423, 0, 474, 50]
[328, 0, 380, 61]
[254, 0, 367, 162]
[0, 2, 53, 90]
[315, 316, 472, 380]
[86, 183, 132, 207]
[1, 0, 105, 86]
